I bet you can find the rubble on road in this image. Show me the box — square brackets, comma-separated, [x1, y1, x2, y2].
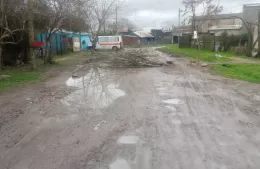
[201, 63, 208, 67]
[108, 48, 164, 68]
[166, 61, 173, 64]
[0, 74, 11, 80]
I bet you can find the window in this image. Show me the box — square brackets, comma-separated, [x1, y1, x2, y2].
[109, 36, 119, 42]
[99, 37, 109, 42]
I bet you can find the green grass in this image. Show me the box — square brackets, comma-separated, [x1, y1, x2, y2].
[0, 70, 41, 92]
[158, 44, 260, 83]
[159, 44, 232, 62]
[213, 64, 260, 83]
[0, 51, 91, 92]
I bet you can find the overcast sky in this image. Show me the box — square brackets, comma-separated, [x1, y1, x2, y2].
[118, 0, 259, 31]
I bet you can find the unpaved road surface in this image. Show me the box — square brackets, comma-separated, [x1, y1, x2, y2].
[1, 48, 260, 169]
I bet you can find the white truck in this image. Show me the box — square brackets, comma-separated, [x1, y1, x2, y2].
[95, 36, 123, 50]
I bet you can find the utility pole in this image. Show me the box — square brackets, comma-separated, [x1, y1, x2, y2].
[0, 0, 4, 70]
[28, 0, 36, 70]
[178, 8, 182, 44]
[258, 10, 260, 56]
[116, 5, 118, 35]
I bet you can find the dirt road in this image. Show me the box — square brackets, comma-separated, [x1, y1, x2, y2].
[1, 48, 260, 169]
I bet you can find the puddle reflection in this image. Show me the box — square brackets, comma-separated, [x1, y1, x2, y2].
[63, 67, 126, 108]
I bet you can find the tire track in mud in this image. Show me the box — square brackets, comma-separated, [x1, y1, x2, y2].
[153, 61, 260, 168]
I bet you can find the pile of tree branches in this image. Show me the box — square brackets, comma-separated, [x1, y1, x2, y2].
[109, 49, 163, 68]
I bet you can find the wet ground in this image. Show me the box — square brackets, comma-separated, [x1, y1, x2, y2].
[1, 48, 260, 169]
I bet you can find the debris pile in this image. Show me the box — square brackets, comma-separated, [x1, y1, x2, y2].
[109, 48, 163, 68]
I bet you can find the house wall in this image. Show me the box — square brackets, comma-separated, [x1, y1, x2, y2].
[242, 5, 260, 33]
[122, 36, 139, 45]
[209, 29, 242, 36]
[80, 35, 91, 50]
[243, 5, 260, 24]
[36, 32, 91, 55]
[196, 18, 242, 33]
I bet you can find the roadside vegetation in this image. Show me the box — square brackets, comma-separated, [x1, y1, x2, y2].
[158, 44, 235, 62]
[0, 52, 90, 92]
[159, 44, 260, 83]
[0, 70, 41, 92]
[213, 64, 260, 83]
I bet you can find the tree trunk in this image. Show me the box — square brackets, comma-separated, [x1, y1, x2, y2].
[0, 44, 2, 70]
[28, 0, 36, 69]
[256, 10, 260, 57]
[45, 38, 53, 64]
[246, 24, 253, 57]
[44, 39, 50, 64]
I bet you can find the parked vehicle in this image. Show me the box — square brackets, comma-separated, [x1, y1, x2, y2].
[95, 36, 123, 50]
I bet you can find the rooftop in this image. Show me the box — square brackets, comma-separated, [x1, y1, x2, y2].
[134, 31, 154, 38]
[195, 13, 242, 21]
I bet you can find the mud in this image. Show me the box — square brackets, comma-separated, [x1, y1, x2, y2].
[1, 48, 260, 169]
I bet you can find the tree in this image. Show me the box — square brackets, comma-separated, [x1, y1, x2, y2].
[28, 0, 36, 70]
[0, 0, 26, 70]
[117, 18, 136, 32]
[182, 0, 223, 32]
[84, 0, 124, 49]
[36, 0, 78, 64]
[256, 10, 260, 57]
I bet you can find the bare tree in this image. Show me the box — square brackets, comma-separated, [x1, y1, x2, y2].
[28, 0, 36, 70]
[228, 15, 259, 57]
[84, 0, 124, 50]
[182, 0, 222, 32]
[117, 17, 136, 32]
[35, 0, 76, 64]
[0, 0, 26, 70]
[256, 10, 260, 57]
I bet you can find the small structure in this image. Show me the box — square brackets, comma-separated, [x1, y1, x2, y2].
[36, 30, 92, 56]
[133, 31, 154, 45]
[119, 30, 155, 45]
[172, 25, 192, 44]
[121, 35, 139, 46]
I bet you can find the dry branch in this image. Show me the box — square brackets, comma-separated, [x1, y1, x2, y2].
[108, 48, 163, 68]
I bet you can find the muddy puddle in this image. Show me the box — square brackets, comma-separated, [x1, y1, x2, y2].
[62, 66, 126, 109]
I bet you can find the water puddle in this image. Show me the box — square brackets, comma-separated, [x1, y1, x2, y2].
[109, 158, 131, 169]
[93, 120, 106, 131]
[117, 135, 139, 144]
[171, 119, 181, 125]
[163, 99, 183, 105]
[62, 67, 126, 108]
[164, 105, 177, 111]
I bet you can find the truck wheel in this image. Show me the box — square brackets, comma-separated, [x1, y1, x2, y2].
[112, 46, 118, 51]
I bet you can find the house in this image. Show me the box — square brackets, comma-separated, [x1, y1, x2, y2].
[133, 31, 155, 45]
[243, 4, 260, 56]
[121, 35, 139, 46]
[194, 3, 260, 36]
[151, 29, 164, 39]
[172, 25, 192, 43]
[195, 13, 243, 36]
[120, 31, 154, 45]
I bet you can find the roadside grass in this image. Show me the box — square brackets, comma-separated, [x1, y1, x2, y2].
[212, 63, 260, 83]
[213, 64, 260, 83]
[158, 44, 234, 62]
[158, 44, 260, 83]
[0, 70, 41, 92]
[0, 51, 90, 92]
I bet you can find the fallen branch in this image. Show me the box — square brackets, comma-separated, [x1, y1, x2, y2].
[109, 48, 163, 68]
